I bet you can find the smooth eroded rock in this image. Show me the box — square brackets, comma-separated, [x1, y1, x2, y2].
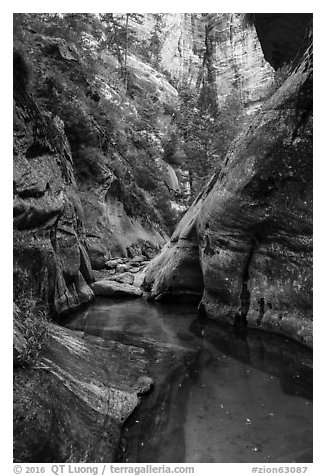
[13, 323, 151, 462]
[13, 54, 94, 316]
[92, 280, 143, 298]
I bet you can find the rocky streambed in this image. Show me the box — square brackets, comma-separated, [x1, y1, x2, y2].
[91, 255, 150, 297]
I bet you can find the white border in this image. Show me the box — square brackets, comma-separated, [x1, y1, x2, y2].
[3, 3, 323, 473]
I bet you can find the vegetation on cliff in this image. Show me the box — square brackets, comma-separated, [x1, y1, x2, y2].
[14, 13, 251, 220]
[14, 14, 177, 233]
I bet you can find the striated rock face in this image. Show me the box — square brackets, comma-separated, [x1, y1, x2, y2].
[139, 13, 274, 114]
[99, 50, 179, 109]
[145, 17, 313, 347]
[79, 176, 167, 267]
[13, 308, 195, 463]
[13, 322, 152, 462]
[13, 30, 169, 311]
[210, 14, 275, 113]
[13, 51, 94, 315]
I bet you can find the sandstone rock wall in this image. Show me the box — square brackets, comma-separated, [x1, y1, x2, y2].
[13, 31, 169, 315]
[13, 52, 94, 315]
[140, 13, 274, 114]
[145, 16, 313, 347]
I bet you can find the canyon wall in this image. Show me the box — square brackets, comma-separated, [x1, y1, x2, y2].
[13, 55, 94, 315]
[145, 15, 313, 347]
[135, 13, 274, 113]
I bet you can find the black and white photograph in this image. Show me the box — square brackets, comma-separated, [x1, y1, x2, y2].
[11, 4, 314, 471]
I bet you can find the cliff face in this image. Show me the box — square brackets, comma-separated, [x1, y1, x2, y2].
[13, 22, 173, 314]
[209, 14, 274, 113]
[139, 13, 274, 114]
[13, 55, 94, 315]
[145, 15, 313, 348]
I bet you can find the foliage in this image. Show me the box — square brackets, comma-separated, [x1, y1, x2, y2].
[133, 165, 159, 192]
[14, 292, 50, 366]
[13, 50, 31, 94]
[100, 13, 144, 88]
[167, 84, 247, 197]
[73, 146, 109, 181]
[162, 131, 185, 167]
[13, 13, 251, 235]
[154, 189, 178, 233]
[148, 15, 165, 68]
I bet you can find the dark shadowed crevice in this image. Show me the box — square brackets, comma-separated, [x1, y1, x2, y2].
[257, 297, 265, 327]
[251, 14, 312, 70]
[26, 142, 52, 159]
[235, 237, 259, 331]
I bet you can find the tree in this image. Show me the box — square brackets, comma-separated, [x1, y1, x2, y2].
[100, 13, 144, 90]
[173, 83, 246, 197]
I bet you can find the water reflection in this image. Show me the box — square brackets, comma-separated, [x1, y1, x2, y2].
[66, 298, 313, 463]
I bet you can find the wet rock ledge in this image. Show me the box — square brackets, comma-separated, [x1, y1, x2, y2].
[13, 309, 193, 463]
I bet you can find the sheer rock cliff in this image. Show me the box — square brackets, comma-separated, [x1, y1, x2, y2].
[136, 13, 274, 114]
[13, 57, 94, 315]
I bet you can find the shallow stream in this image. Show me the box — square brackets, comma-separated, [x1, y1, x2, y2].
[66, 298, 313, 463]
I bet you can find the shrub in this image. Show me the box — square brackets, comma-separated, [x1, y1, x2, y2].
[162, 132, 185, 167]
[14, 292, 50, 366]
[134, 166, 158, 192]
[155, 189, 178, 234]
[73, 146, 108, 181]
[13, 50, 31, 94]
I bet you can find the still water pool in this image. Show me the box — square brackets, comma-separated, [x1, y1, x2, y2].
[66, 298, 312, 463]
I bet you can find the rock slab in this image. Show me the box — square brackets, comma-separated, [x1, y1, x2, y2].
[92, 280, 143, 298]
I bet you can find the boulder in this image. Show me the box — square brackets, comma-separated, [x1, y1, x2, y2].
[130, 267, 141, 274]
[133, 270, 147, 289]
[116, 264, 130, 273]
[130, 255, 146, 263]
[92, 280, 143, 298]
[105, 258, 124, 269]
[133, 375, 153, 395]
[131, 261, 143, 267]
[88, 241, 109, 270]
[93, 269, 115, 281]
[110, 272, 135, 286]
